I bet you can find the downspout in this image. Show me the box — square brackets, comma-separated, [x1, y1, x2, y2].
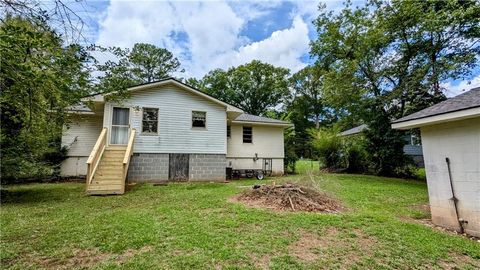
[445, 157, 467, 234]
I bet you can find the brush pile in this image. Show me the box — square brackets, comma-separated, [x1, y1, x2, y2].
[236, 183, 343, 213]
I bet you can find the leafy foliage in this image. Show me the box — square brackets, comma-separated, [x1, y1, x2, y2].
[309, 127, 344, 169]
[310, 0, 480, 176]
[0, 16, 91, 179]
[191, 60, 290, 116]
[94, 43, 182, 97]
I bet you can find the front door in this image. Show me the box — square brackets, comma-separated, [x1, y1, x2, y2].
[169, 154, 189, 181]
[111, 107, 130, 145]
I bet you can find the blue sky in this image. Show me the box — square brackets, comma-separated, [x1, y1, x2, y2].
[71, 0, 478, 96]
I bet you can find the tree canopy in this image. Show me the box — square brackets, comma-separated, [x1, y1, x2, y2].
[191, 60, 290, 116]
[309, 0, 480, 175]
[94, 43, 183, 95]
[0, 16, 91, 178]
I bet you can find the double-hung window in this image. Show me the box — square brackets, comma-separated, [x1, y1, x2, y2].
[243, 126, 252, 143]
[142, 108, 159, 134]
[192, 111, 206, 128]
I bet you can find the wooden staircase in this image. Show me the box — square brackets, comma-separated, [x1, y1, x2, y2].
[85, 128, 136, 195]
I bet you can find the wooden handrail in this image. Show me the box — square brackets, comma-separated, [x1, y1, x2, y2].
[122, 129, 136, 181]
[86, 127, 107, 185]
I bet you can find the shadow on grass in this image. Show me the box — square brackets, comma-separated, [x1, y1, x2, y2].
[0, 185, 78, 204]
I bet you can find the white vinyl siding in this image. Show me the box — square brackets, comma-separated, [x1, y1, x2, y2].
[62, 114, 103, 156]
[103, 85, 227, 154]
[227, 124, 284, 158]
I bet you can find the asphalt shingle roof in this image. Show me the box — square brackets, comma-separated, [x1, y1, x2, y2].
[66, 103, 93, 113]
[393, 87, 480, 123]
[340, 124, 368, 136]
[233, 114, 290, 124]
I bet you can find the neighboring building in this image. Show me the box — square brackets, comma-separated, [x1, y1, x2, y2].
[340, 124, 424, 166]
[392, 87, 480, 237]
[61, 78, 292, 194]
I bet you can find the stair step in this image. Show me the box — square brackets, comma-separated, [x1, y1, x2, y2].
[97, 164, 123, 169]
[87, 184, 124, 190]
[95, 174, 123, 180]
[100, 157, 123, 164]
[107, 146, 127, 150]
[91, 181, 123, 186]
[86, 190, 125, 195]
[103, 153, 126, 157]
[86, 144, 130, 195]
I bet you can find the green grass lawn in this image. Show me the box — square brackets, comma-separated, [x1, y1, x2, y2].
[1, 166, 479, 269]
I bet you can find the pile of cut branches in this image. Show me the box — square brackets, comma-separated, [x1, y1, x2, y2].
[236, 183, 343, 213]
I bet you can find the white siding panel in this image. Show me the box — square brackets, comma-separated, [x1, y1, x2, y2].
[62, 115, 103, 157]
[104, 85, 227, 154]
[227, 124, 284, 158]
[60, 157, 88, 177]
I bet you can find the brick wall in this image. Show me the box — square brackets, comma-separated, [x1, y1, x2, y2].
[189, 154, 226, 181]
[127, 153, 169, 182]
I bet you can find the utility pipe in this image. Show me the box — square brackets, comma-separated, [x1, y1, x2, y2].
[445, 157, 465, 234]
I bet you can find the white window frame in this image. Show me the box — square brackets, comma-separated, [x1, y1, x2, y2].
[243, 126, 253, 143]
[141, 107, 160, 135]
[192, 110, 207, 129]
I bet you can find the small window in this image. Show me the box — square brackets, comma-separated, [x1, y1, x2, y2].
[243, 126, 252, 143]
[192, 111, 206, 128]
[227, 125, 231, 138]
[142, 108, 158, 134]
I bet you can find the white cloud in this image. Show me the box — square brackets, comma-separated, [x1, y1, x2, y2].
[94, 0, 312, 78]
[210, 16, 310, 73]
[441, 75, 480, 97]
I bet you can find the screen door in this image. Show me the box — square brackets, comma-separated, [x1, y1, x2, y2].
[111, 107, 130, 144]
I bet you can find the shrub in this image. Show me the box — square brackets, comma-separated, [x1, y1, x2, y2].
[309, 127, 344, 169]
[284, 127, 298, 173]
[414, 168, 426, 181]
[393, 165, 426, 180]
[343, 136, 368, 173]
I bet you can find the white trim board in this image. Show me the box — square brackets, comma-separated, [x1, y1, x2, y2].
[392, 107, 480, 130]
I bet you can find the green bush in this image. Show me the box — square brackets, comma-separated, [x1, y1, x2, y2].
[414, 168, 426, 181]
[343, 136, 368, 173]
[393, 165, 426, 180]
[283, 127, 298, 173]
[309, 127, 344, 169]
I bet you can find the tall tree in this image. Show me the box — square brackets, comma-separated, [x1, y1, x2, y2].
[195, 60, 290, 116]
[290, 66, 325, 129]
[95, 43, 182, 95]
[0, 16, 91, 179]
[310, 0, 480, 175]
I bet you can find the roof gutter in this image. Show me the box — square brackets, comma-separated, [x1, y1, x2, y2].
[392, 107, 480, 130]
[231, 121, 293, 127]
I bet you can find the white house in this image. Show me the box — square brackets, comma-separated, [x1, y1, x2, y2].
[340, 124, 424, 166]
[392, 87, 480, 237]
[61, 78, 292, 195]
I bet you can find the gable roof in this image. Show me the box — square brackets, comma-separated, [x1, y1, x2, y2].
[392, 87, 480, 129]
[84, 77, 243, 113]
[340, 124, 367, 136]
[74, 78, 291, 126]
[232, 113, 292, 127]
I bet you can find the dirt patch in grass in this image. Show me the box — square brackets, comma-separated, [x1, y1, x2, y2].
[288, 229, 334, 262]
[402, 204, 479, 241]
[232, 183, 344, 213]
[14, 246, 153, 269]
[436, 252, 480, 269]
[287, 227, 380, 266]
[411, 203, 430, 213]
